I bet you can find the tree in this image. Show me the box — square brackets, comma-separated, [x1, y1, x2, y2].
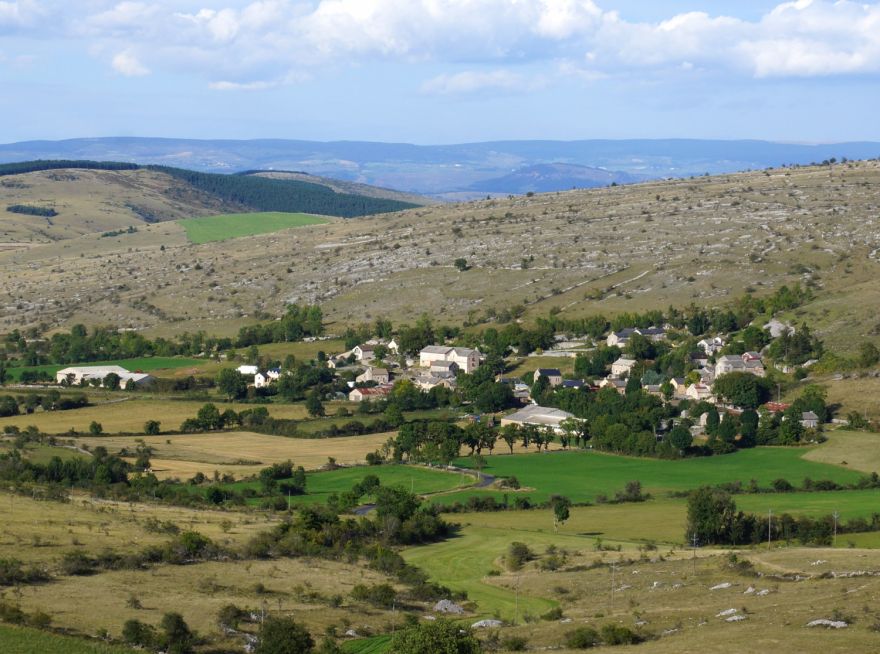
[144, 420, 161, 435]
[103, 372, 121, 390]
[667, 425, 692, 452]
[383, 403, 404, 428]
[453, 258, 469, 272]
[685, 487, 737, 545]
[712, 372, 767, 409]
[550, 495, 571, 532]
[216, 368, 247, 400]
[500, 424, 519, 454]
[256, 616, 315, 654]
[160, 612, 195, 654]
[305, 392, 325, 417]
[89, 421, 103, 436]
[390, 619, 482, 654]
[197, 403, 223, 430]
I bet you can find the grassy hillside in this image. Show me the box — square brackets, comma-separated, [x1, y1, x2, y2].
[0, 161, 879, 353]
[0, 160, 418, 245]
[180, 211, 330, 244]
[0, 626, 136, 654]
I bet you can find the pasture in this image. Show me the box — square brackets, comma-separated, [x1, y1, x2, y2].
[4, 356, 205, 381]
[443, 447, 865, 505]
[802, 429, 880, 473]
[180, 212, 330, 244]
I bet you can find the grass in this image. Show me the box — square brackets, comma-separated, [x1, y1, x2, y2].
[341, 635, 392, 653]
[802, 429, 880, 473]
[4, 356, 205, 381]
[180, 212, 330, 244]
[0, 625, 136, 654]
[736, 489, 880, 521]
[0, 398, 312, 435]
[74, 431, 398, 479]
[441, 447, 865, 505]
[210, 464, 471, 506]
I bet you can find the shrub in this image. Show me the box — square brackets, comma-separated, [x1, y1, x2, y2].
[500, 635, 529, 651]
[507, 542, 534, 571]
[351, 583, 397, 609]
[565, 626, 599, 649]
[600, 624, 640, 646]
[59, 550, 96, 576]
[256, 615, 315, 654]
[122, 619, 156, 648]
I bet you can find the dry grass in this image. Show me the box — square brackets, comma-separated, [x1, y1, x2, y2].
[802, 429, 880, 473]
[2, 162, 879, 352]
[73, 431, 396, 479]
[0, 399, 312, 435]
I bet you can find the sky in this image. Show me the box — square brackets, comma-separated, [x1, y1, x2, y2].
[1, 0, 880, 144]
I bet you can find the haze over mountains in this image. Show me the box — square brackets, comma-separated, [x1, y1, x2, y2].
[2, 137, 879, 198]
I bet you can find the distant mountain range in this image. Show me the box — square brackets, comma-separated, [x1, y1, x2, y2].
[1, 137, 878, 197]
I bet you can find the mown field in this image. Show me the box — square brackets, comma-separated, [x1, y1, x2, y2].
[0, 398, 312, 435]
[179, 212, 331, 244]
[443, 446, 866, 506]
[4, 356, 205, 382]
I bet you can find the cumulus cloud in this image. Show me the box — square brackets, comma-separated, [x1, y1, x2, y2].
[6, 0, 880, 87]
[112, 49, 150, 76]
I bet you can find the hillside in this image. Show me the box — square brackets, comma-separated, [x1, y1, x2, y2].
[0, 161, 878, 355]
[245, 170, 438, 206]
[466, 163, 645, 194]
[0, 161, 419, 244]
[2, 137, 880, 194]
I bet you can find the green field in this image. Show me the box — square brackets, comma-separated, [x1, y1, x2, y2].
[443, 447, 865, 505]
[736, 489, 880, 521]
[5, 356, 204, 381]
[210, 464, 471, 506]
[0, 625, 136, 654]
[180, 212, 330, 244]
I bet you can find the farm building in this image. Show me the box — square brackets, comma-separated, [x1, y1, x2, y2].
[532, 368, 563, 386]
[348, 385, 392, 402]
[356, 366, 390, 384]
[236, 364, 259, 376]
[610, 358, 637, 378]
[55, 365, 155, 389]
[500, 404, 576, 433]
[419, 345, 481, 374]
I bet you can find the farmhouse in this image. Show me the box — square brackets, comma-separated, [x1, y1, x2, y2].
[533, 368, 563, 386]
[698, 336, 725, 354]
[414, 375, 457, 392]
[419, 345, 481, 374]
[685, 383, 715, 402]
[715, 354, 765, 377]
[500, 404, 576, 433]
[356, 366, 390, 384]
[430, 360, 459, 377]
[352, 345, 376, 362]
[55, 365, 155, 389]
[610, 357, 637, 378]
[801, 411, 820, 429]
[348, 385, 392, 402]
[598, 378, 627, 394]
[606, 326, 666, 347]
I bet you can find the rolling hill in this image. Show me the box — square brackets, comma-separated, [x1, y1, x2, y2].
[465, 163, 645, 194]
[0, 161, 421, 244]
[2, 136, 880, 194]
[0, 159, 878, 358]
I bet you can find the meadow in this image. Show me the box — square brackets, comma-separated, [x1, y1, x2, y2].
[0, 626, 136, 654]
[443, 447, 865, 505]
[179, 211, 330, 244]
[4, 356, 205, 381]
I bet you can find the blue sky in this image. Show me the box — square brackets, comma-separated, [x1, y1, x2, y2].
[1, 0, 879, 144]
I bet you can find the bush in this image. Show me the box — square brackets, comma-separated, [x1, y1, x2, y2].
[500, 635, 529, 651]
[565, 626, 599, 649]
[507, 542, 534, 571]
[59, 550, 96, 576]
[600, 624, 640, 646]
[350, 583, 397, 609]
[256, 615, 315, 654]
[122, 619, 156, 648]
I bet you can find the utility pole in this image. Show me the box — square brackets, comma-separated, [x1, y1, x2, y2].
[767, 509, 773, 549]
[833, 511, 840, 547]
[691, 533, 699, 575]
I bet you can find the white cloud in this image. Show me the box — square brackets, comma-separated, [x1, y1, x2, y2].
[421, 69, 540, 95]
[112, 49, 150, 76]
[7, 1, 880, 87]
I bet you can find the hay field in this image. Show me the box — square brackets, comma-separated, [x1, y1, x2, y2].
[5, 356, 205, 381]
[74, 431, 396, 479]
[0, 399, 311, 435]
[802, 429, 880, 473]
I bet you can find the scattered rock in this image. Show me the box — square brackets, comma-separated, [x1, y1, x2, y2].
[744, 586, 755, 594]
[726, 615, 747, 622]
[344, 630, 359, 638]
[433, 599, 465, 614]
[472, 619, 503, 629]
[806, 619, 848, 629]
[717, 608, 738, 617]
[810, 560, 828, 566]
[756, 589, 771, 596]
[710, 582, 732, 590]
[662, 628, 679, 636]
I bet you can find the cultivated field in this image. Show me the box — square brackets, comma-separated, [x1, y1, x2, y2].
[5, 356, 205, 381]
[179, 211, 331, 244]
[0, 626, 136, 654]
